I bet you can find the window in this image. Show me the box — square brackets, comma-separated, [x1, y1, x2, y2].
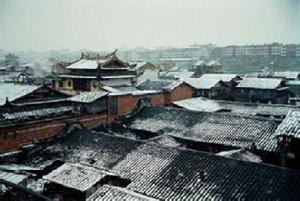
[67, 80, 72, 87]
[59, 81, 63, 88]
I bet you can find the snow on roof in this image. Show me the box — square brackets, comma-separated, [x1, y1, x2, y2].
[206, 60, 221, 66]
[173, 97, 223, 112]
[0, 170, 28, 185]
[160, 58, 197, 61]
[200, 73, 239, 82]
[65, 59, 98, 70]
[102, 85, 159, 96]
[273, 72, 300, 79]
[274, 110, 300, 138]
[184, 77, 222, 89]
[127, 107, 280, 152]
[217, 149, 262, 163]
[68, 91, 108, 103]
[137, 79, 183, 92]
[130, 61, 147, 70]
[101, 75, 136, 79]
[35, 130, 300, 200]
[0, 164, 40, 172]
[194, 60, 206, 66]
[87, 185, 159, 201]
[146, 135, 182, 148]
[101, 85, 120, 93]
[0, 83, 40, 106]
[287, 80, 300, 85]
[109, 90, 159, 97]
[163, 71, 195, 80]
[244, 73, 259, 78]
[173, 97, 300, 117]
[1, 106, 73, 121]
[236, 78, 283, 89]
[43, 163, 114, 192]
[57, 74, 97, 79]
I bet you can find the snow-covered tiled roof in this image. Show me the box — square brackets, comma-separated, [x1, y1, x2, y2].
[216, 149, 262, 163]
[173, 97, 223, 112]
[65, 59, 99, 70]
[0, 83, 41, 106]
[127, 107, 280, 152]
[68, 91, 108, 103]
[57, 74, 97, 79]
[43, 163, 114, 192]
[194, 60, 206, 66]
[173, 97, 300, 117]
[184, 77, 222, 89]
[206, 60, 221, 66]
[0, 170, 28, 185]
[273, 71, 300, 80]
[287, 80, 300, 85]
[101, 75, 136, 79]
[200, 73, 239, 82]
[101, 85, 120, 93]
[163, 71, 195, 80]
[137, 79, 183, 92]
[109, 90, 159, 97]
[87, 185, 159, 201]
[130, 61, 147, 70]
[274, 110, 300, 138]
[236, 78, 283, 89]
[36, 131, 300, 200]
[1, 106, 73, 121]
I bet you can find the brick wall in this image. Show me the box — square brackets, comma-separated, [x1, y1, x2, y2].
[117, 95, 139, 115]
[0, 113, 107, 152]
[0, 86, 190, 152]
[150, 93, 165, 107]
[165, 83, 193, 105]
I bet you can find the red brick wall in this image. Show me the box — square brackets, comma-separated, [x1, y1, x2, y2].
[0, 113, 107, 152]
[150, 93, 165, 107]
[169, 83, 193, 102]
[117, 95, 138, 115]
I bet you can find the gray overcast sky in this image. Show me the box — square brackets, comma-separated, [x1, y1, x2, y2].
[0, 0, 299, 51]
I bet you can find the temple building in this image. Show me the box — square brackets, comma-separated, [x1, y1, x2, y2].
[52, 51, 138, 92]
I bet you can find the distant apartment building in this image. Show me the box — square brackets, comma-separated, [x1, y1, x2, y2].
[213, 43, 300, 58]
[296, 45, 300, 57]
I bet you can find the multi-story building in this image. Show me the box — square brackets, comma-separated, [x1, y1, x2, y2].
[296, 45, 300, 57]
[213, 43, 299, 58]
[53, 51, 138, 92]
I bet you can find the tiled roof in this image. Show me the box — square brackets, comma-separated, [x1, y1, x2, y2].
[65, 59, 99, 70]
[236, 78, 283, 89]
[68, 91, 108, 103]
[274, 110, 300, 138]
[43, 162, 114, 192]
[184, 77, 220, 89]
[173, 97, 223, 112]
[184, 77, 224, 89]
[163, 71, 195, 80]
[200, 73, 239, 82]
[0, 83, 41, 106]
[126, 107, 281, 151]
[136, 80, 182, 92]
[273, 71, 300, 79]
[216, 149, 262, 163]
[33, 131, 300, 200]
[0, 170, 28, 185]
[206, 60, 221, 66]
[1, 106, 73, 121]
[173, 97, 300, 117]
[87, 185, 158, 201]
